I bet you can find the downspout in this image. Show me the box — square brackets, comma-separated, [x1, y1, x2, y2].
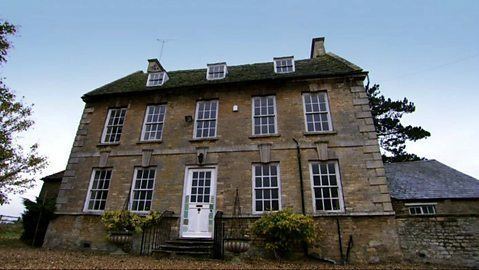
[293, 138, 337, 264]
[292, 138, 306, 214]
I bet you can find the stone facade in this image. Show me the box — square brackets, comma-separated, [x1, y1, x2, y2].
[392, 199, 479, 267]
[39, 181, 61, 202]
[43, 39, 402, 263]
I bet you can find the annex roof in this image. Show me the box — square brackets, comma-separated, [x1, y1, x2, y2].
[41, 170, 65, 183]
[385, 160, 479, 200]
[82, 53, 364, 100]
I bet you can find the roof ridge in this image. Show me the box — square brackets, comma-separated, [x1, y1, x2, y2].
[326, 52, 362, 71]
[385, 159, 436, 165]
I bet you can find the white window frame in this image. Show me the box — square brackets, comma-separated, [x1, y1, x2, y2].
[140, 104, 167, 142]
[146, 72, 168, 87]
[405, 202, 437, 215]
[101, 108, 127, 144]
[206, 63, 227, 80]
[302, 92, 333, 133]
[309, 161, 345, 213]
[252, 163, 282, 214]
[83, 168, 112, 213]
[273, 57, 295, 74]
[251, 95, 278, 136]
[129, 167, 157, 213]
[193, 100, 219, 139]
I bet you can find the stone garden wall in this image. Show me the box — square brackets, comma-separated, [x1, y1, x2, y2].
[396, 216, 479, 267]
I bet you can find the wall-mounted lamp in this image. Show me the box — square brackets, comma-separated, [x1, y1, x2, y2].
[185, 115, 193, 123]
[233, 105, 239, 112]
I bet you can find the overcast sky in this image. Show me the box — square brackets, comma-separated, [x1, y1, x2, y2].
[1, 0, 478, 216]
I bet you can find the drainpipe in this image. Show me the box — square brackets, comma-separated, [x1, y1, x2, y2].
[292, 138, 306, 215]
[292, 138, 308, 257]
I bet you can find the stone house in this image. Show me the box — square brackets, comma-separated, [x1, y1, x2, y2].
[43, 37, 402, 263]
[385, 160, 479, 267]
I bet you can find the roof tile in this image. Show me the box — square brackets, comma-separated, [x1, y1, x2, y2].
[83, 53, 363, 100]
[385, 160, 479, 200]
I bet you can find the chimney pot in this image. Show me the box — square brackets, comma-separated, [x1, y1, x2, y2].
[310, 37, 326, 58]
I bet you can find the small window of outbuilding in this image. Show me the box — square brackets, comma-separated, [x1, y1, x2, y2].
[146, 72, 168, 87]
[274, 57, 295, 74]
[206, 63, 227, 80]
[406, 203, 437, 215]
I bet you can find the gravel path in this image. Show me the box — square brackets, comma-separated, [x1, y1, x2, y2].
[0, 240, 456, 269]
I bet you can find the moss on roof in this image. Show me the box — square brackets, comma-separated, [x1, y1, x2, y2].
[83, 53, 364, 100]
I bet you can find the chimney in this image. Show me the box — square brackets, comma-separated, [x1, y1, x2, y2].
[310, 37, 326, 58]
[147, 58, 165, 73]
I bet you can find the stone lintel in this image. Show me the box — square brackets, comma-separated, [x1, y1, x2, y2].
[99, 151, 110, 167]
[258, 143, 272, 163]
[141, 149, 154, 167]
[315, 141, 329, 161]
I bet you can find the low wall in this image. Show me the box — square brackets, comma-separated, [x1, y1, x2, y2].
[44, 214, 402, 264]
[43, 215, 115, 252]
[396, 215, 479, 267]
[221, 215, 402, 264]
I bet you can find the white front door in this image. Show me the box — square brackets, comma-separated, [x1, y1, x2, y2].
[181, 167, 217, 238]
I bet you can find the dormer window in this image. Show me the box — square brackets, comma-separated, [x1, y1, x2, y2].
[146, 72, 168, 87]
[207, 63, 227, 80]
[274, 57, 295, 74]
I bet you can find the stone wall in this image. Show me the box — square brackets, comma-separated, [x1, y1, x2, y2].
[44, 215, 115, 252]
[45, 213, 401, 264]
[51, 77, 392, 216]
[39, 181, 61, 201]
[392, 198, 479, 216]
[396, 216, 479, 267]
[222, 215, 402, 264]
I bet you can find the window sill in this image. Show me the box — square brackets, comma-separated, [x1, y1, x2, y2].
[82, 210, 104, 215]
[189, 137, 219, 142]
[303, 131, 337, 136]
[136, 140, 162, 145]
[97, 143, 120, 147]
[249, 134, 281, 139]
[312, 211, 346, 216]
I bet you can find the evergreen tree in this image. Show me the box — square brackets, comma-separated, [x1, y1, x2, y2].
[21, 197, 56, 246]
[366, 84, 431, 163]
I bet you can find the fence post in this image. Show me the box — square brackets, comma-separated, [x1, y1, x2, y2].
[213, 211, 224, 259]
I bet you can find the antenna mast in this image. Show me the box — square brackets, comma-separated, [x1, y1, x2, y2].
[156, 38, 175, 61]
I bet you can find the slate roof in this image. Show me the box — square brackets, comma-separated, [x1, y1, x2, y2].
[41, 170, 65, 183]
[82, 53, 365, 100]
[385, 160, 479, 200]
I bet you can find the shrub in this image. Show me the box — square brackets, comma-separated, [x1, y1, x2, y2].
[101, 210, 166, 234]
[140, 211, 165, 228]
[101, 210, 143, 233]
[251, 209, 315, 258]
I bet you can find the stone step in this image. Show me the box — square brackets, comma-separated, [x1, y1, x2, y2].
[158, 244, 212, 252]
[153, 238, 214, 259]
[152, 249, 211, 258]
[165, 239, 213, 246]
